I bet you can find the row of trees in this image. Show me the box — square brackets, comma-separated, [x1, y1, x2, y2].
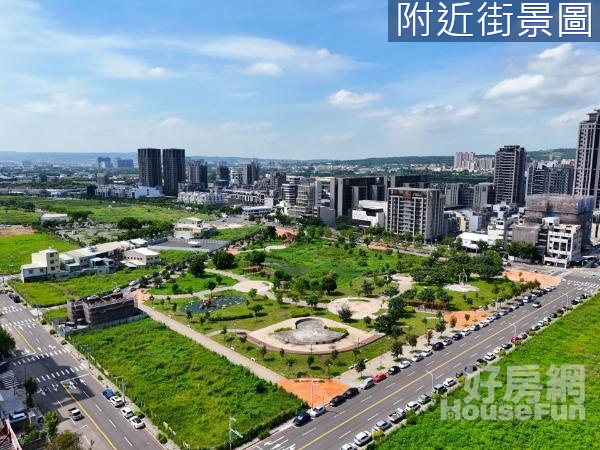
[411, 249, 503, 285]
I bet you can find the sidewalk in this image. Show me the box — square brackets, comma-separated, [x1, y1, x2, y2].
[138, 303, 284, 384]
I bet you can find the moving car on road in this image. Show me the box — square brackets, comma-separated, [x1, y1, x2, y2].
[68, 407, 83, 421]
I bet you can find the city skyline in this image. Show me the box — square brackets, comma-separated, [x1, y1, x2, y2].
[1, 1, 600, 159]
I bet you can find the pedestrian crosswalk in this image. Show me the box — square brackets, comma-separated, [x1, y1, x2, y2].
[35, 365, 86, 384]
[2, 318, 38, 330]
[0, 305, 23, 315]
[0, 370, 19, 389]
[13, 348, 70, 365]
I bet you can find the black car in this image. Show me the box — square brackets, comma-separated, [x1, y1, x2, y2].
[472, 323, 481, 331]
[343, 387, 359, 399]
[455, 371, 464, 379]
[550, 312, 558, 319]
[476, 358, 487, 366]
[293, 412, 311, 427]
[571, 299, 580, 305]
[501, 343, 512, 350]
[387, 366, 401, 375]
[329, 395, 345, 407]
[452, 333, 463, 341]
[432, 342, 444, 351]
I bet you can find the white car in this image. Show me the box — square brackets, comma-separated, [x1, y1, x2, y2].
[353, 431, 372, 446]
[484, 352, 496, 361]
[532, 301, 542, 308]
[129, 416, 145, 429]
[420, 349, 433, 357]
[398, 360, 411, 369]
[308, 405, 326, 418]
[480, 321, 489, 327]
[340, 444, 357, 450]
[493, 347, 503, 355]
[461, 329, 471, 336]
[406, 401, 420, 412]
[109, 396, 124, 407]
[443, 377, 457, 388]
[411, 354, 424, 362]
[120, 407, 134, 419]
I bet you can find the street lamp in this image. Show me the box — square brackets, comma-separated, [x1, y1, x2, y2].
[228, 416, 243, 450]
[425, 369, 435, 392]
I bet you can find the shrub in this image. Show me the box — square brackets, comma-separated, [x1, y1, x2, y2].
[49, 329, 56, 335]
[133, 410, 145, 419]
[157, 433, 168, 444]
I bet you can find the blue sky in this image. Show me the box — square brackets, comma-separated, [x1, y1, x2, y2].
[1, 0, 599, 159]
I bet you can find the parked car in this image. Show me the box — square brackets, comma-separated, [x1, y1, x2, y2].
[387, 410, 404, 423]
[0, 361, 9, 373]
[452, 333, 463, 341]
[442, 338, 453, 346]
[502, 342, 513, 350]
[411, 354, 424, 362]
[387, 366, 401, 375]
[330, 395, 345, 407]
[8, 412, 28, 424]
[109, 396, 124, 407]
[68, 407, 83, 421]
[420, 349, 433, 357]
[432, 342, 444, 351]
[308, 405, 326, 418]
[340, 444, 357, 450]
[433, 384, 447, 394]
[120, 407, 134, 419]
[461, 329, 472, 336]
[406, 401, 420, 412]
[343, 387, 359, 399]
[361, 377, 375, 389]
[484, 352, 496, 361]
[532, 301, 541, 308]
[293, 412, 311, 427]
[476, 358, 487, 366]
[417, 393, 432, 405]
[353, 431, 372, 446]
[373, 420, 391, 432]
[443, 377, 457, 388]
[469, 323, 481, 331]
[398, 360, 411, 369]
[129, 416, 145, 429]
[102, 388, 115, 400]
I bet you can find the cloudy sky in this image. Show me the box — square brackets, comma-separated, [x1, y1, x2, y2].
[1, 0, 599, 159]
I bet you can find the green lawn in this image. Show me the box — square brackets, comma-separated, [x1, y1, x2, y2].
[263, 241, 422, 298]
[214, 225, 264, 242]
[12, 251, 189, 307]
[149, 272, 237, 295]
[0, 232, 76, 273]
[42, 306, 68, 322]
[413, 278, 517, 311]
[71, 319, 304, 449]
[0, 196, 212, 224]
[375, 295, 600, 450]
[0, 208, 40, 225]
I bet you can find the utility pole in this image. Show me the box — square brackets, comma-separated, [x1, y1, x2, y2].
[228, 416, 242, 450]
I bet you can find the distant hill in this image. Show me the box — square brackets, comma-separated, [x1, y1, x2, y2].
[528, 148, 576, 160]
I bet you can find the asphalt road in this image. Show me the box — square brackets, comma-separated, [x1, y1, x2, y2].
[248, 272, 600, 450]
[0, 293, 163, 450]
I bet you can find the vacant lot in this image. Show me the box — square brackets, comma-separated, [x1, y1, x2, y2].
[214, 225, 264, 242]
[0, 232, 76, 274]
[72, 319, 304, 449]
[0, 208, 40, 225]
[12, 250, 189, 306]
[0, 196, 210, 224]
[375, 295, 600, 450]
[149, 272, 237, 295]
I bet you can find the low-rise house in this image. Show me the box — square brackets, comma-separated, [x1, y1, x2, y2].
[123, 248, 161, 267]
[173, 217, 217, 240]
[40, 213, 68, 224]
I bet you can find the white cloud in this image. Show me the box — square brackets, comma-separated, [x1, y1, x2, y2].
[387, 104, 478, 131]
[94, 54, 172, 79]
[23, 93, 111, 115]
[483, 74, 545, 101]
[160, 117, 187, 127]
[327, 89, 382, 109]
[359, 108, 394, 118]
[550, 106, 597, 126]
[242, 62, 283, 76]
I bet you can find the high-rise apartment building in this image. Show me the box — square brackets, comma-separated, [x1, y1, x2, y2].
[453, 152, 476, 170]
[216, 163, 230, 184]
[186, 160, 208, 189]
[573, 110, 600, 208]
[137, 148, 162, 188]
[97, 157, 112, 169]
[162, 148, 186, 196]
[386, 187, 445, 241]
[526, 161, 574, 196]
[242, 162, 261, 186]
[494, 145, 527, 206]
[115, 158, 134, 168]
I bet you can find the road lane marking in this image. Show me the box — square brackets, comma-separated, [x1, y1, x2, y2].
[108, 419, 117, 429]
[60, 382, 118, 450]
[301, 428, 315, 437]
[384, 382, 396, 389]
[367, 413, 378, 421]
[299, 285, 581, 450]
[124, 436, 133, 447]
[338, 430, 351, 439]
[94, 403, 102, 412]
[359, 395, 372, 403]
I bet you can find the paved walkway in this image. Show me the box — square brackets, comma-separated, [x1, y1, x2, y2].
[138, 303, 284, 383]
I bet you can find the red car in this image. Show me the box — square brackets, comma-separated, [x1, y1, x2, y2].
[373, 373, 387, 383]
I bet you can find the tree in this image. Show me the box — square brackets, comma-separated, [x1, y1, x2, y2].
[171, 282, 179, 294]
[464, 313, 471, 323]
[0, 328, 15, 357]
[249, 304, 264, 319]
[171, 303, 177, 313]
[307, 354, 315, 368]
[418, 288, 435, 303]
[44, 410, 60, 437]
[322, 276, 338, 295]
[248, 288, 258, 300]
[383, 286, 399, 298]
[188, 253, 207, 277]
[246, 251, 266, 266]
[407, 334, 418, 348]
[361, 280, 374, 296]
[212, 250, 235, 270]
[294, 278, 309, 295]
[186, 309, 192, 321]
[338, 305, 352, 322]
[335, 216, 348, 230]
[117, 217, 142, 230]
[275, 291, 284, 304]
[206, 280, 217, 296]
[435, 320, 446, 333]
[324, 358, 334, 377]
[426, 329, 434, 346]
[374, 314, 396, 334]
[259, 344, 267, 360]
[355, 359, 366, 378]
[47, 431, 84, 450]
[306, 295, 319, 309]
[24, 377, 38, 408]
[476, 240, 489, 254]
[279, 348, 285, 359]
[390, 341, 403, 360]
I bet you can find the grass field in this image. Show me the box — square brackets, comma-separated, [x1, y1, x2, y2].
[0, 196, 211, 224]
[414, 278, 517, 311]
[148, 271, 237, 295]
[214, 225, 264, 242]
[42, 306, 68, 322]
[72, 319, 304, 449]
[12, 250, 190, 307]
[0, 232, 76, 273]
[374, 295, 600, 450]
[0, 208, 40, 225]
[264, 241, 422, 298]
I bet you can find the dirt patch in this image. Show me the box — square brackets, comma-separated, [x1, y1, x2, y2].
[503, 269, 560, 289]
[444, 310, 490, 328]
[278, 378, 348, 407]
[0, 226, 34, 237]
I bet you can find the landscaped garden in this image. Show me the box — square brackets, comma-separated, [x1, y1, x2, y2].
[149, 271, 237, 295]
[374, 294, 600, 450]
[11, 250, 190, 307]
[213, 225, 265, 242]
[72, 319, 304, 449]
[0, 232, 76, 273]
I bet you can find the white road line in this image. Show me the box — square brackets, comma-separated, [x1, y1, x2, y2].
[123, 436, 133, 447]
[108, 419, 117, 429]
[384, 382, 396, 389]
[94, 403, 102, 412]
[360, 395, 372, 403]
[393, 398, 403, 406]
[367, 413, 378, 421]
[416, 384, 424, 391]
[338, 430, 351, 440]
[301, 427, 316, 437]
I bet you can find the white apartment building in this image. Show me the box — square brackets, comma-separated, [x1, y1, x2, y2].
[173, 217, 217, 240]
[386, 187, 445, 241]
[543, 220, 582, 268]
[177, 191, 226, 206]
[123, 248, 161, 267]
